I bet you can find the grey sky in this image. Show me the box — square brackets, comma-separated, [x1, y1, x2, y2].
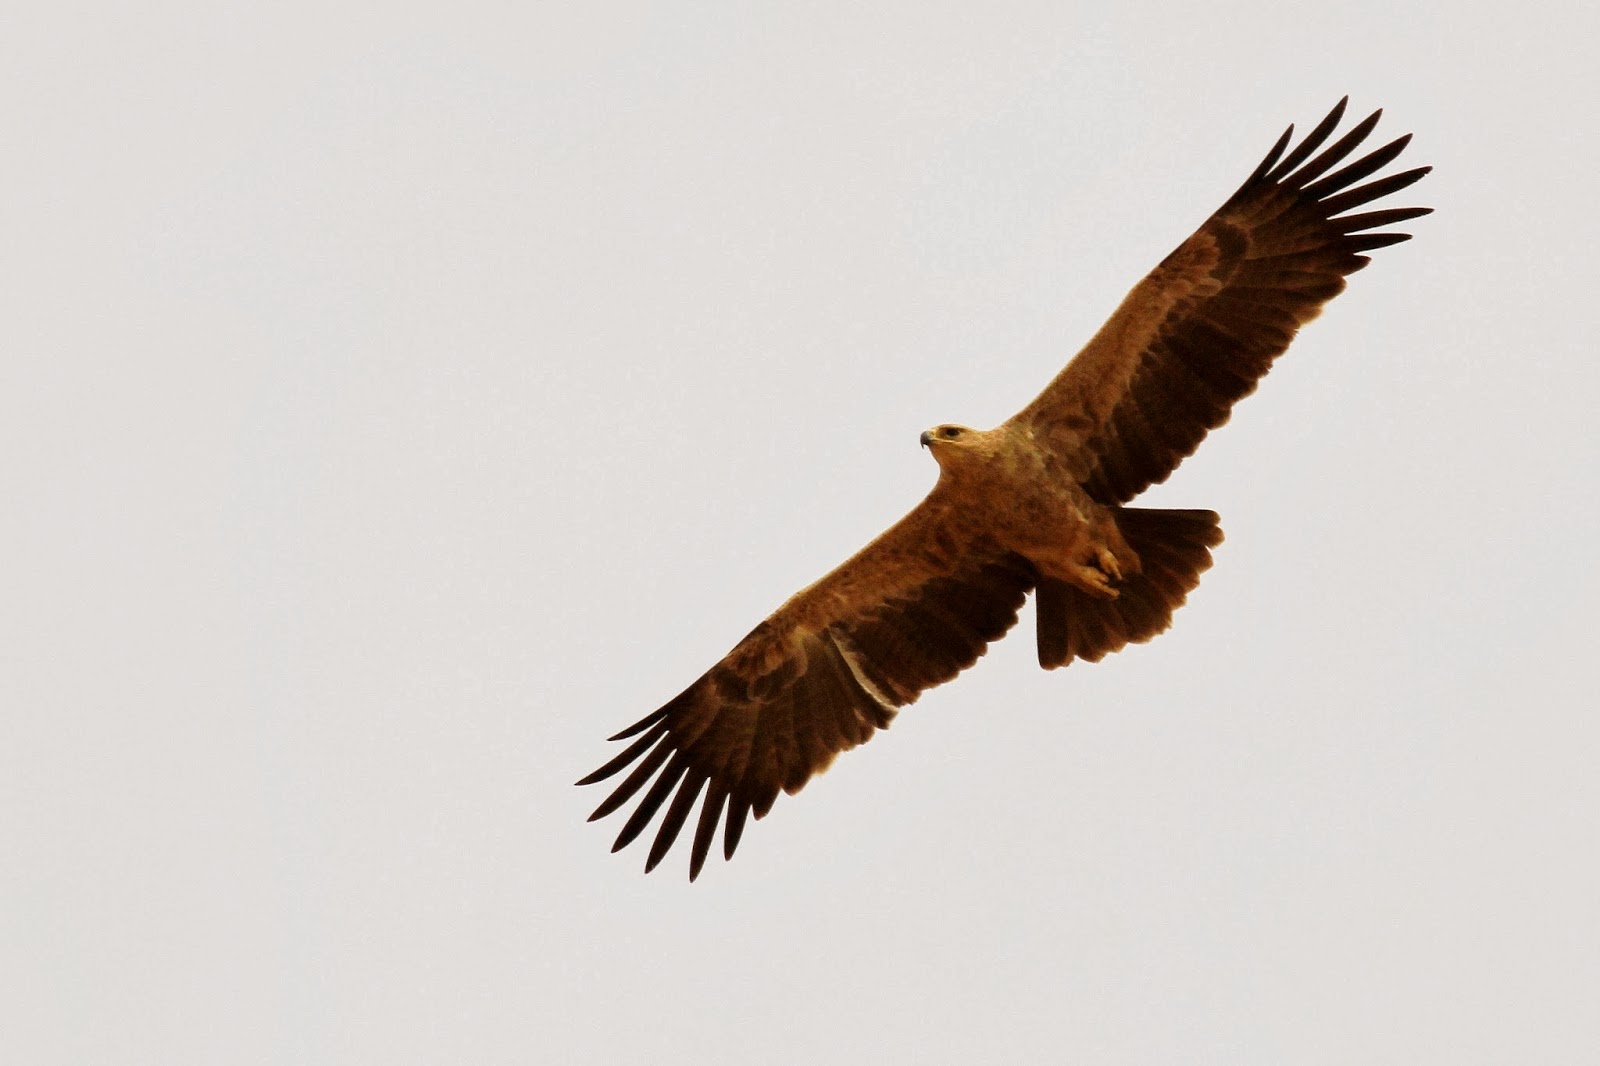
[5, 3, 1597, 1063]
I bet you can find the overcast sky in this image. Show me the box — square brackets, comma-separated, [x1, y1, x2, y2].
[5, 3, 1598, 1063]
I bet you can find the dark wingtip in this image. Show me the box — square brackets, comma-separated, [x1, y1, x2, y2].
[723, 796, 751, 861]
[609, 754, 690, 855]
[690, 786, 724, 881]
[1333, 205, 1434, 232]
[1302, 132, 1417, 202]
[608, 706, 668, 742]
[1284, 107, 1384, 189]
[1345, 232, 1413, 252]
[1246, 124, 1295, 185]
[643, 769, 707, 875]
[611, 808, 653, 852]
[1319, 96, 1351, 130]
[1262, 97, 1349, 185]
[1318, 165, 1432, 217]
[576, 720, 671, 788]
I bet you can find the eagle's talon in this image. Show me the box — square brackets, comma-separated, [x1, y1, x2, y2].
[1096, 548, 1124, 582]
[1072, 563, 1121, 599]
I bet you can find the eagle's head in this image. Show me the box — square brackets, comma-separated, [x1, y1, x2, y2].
[919, 423, 973, 449]
[919, 424, 992, 476]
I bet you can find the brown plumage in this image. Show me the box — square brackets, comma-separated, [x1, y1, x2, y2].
[579, 99, 1430, 880]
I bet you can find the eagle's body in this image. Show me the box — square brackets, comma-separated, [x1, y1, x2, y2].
[580, 100, 1431, 879]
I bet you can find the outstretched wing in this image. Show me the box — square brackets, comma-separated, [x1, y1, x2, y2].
[1013, 98, 1431, 504]
[578, 496, 1036, 880]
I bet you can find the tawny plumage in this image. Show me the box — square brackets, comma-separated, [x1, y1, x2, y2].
[579, 99, 1430, 880]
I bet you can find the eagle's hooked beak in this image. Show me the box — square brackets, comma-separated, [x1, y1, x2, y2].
[919, 430, 932, 448]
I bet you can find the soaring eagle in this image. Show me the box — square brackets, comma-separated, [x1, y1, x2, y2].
[580, 99, 1430, 880]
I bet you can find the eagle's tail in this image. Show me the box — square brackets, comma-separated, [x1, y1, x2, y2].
[1035, 507, 1224, 669]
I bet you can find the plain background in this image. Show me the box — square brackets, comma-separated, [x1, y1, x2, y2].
[5, 3, 1597, 1063]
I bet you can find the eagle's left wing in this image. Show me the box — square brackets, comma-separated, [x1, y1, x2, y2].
[1012, 98, 1430, 504]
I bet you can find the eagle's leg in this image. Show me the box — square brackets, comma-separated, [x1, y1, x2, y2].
[1069, 539, 1140, 599]
[1102, 517, 1142, 576]
[1096, 546, 1124, 581]
[1068, 561, 1120, 599]
[1021, 502, 1142, 599]
[1087, 516, 1142, 587]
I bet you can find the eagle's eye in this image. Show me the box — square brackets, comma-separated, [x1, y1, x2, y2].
[941, 427, 961, 439]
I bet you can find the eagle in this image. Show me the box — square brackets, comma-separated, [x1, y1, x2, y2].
[579, 99, 1430, 880]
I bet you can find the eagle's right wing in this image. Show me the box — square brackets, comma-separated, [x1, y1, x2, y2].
[578, 495, 1035, 880]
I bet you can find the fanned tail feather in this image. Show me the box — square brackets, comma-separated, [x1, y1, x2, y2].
[1036, 507, 1223, 669]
